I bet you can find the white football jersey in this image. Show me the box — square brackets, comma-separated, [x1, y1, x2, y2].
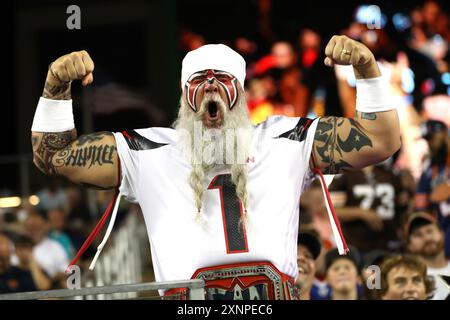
[113, 115, 319, 283]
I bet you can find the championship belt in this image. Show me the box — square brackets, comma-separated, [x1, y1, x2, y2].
[164, 261, 299, 300]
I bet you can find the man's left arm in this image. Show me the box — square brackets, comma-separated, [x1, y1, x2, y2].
[311, 35, 401, 174]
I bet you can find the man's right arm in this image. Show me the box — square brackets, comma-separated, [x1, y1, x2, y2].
[31, 50, 119, 190]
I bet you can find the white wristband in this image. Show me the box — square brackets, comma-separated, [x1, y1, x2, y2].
[31, 97, 75, 132]
[355, 76, 395, 113]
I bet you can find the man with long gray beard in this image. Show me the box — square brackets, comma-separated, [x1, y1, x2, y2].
[31, 35, 400, 300]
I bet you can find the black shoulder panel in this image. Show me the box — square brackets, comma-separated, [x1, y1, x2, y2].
[121, 130, 168, 151]
[276, 118, 315, 142]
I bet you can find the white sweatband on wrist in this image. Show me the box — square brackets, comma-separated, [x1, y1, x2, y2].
[355, 76, 395, 113]
[31, 97, 75, 132]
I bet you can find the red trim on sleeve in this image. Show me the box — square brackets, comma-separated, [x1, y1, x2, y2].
[121, 130, 132, 140]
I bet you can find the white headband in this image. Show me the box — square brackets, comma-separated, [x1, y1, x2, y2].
[181, 44, 246, 89]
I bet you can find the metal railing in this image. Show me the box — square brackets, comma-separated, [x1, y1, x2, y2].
[0, 279, 205, 300]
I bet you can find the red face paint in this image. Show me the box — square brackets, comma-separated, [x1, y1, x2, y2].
[184, 69, 239, 112]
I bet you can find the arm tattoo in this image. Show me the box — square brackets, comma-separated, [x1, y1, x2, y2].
[31, 136, 38, 148]
[42, 63, 72, 100]
[32, 131, 116, 177]
[356, 110, 377, 121]
[76, 131, 110, 146]
[32, 130, 77, 175]
[42, 81, 71, 100]
[314, 117, 373, 174]
[54, 144, 116, 169]
[52, 132, 115, 169]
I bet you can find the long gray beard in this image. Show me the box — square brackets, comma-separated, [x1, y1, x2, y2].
[173, 90, 253, 222]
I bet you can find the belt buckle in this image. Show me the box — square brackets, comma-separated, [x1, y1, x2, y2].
[191, 261, 297, 300]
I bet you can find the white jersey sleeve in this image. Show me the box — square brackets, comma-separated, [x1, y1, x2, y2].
[254, 115, 319, 193]
[112, 131, 140, 203]
[112, 128, 176, 203]
[300, 118, 319, 192]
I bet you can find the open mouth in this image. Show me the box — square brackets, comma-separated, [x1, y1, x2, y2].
[202, 99, 223, 128]
[207, 101, 219, 119]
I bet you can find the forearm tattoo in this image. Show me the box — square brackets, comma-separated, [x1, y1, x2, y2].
[314, 117, 373, 174]
[42, 81, 71, 100]
[32, 130, 77, 175]
[42, 64, 71, 100]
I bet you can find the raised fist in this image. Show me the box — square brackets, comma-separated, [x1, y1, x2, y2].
[324, 35, 375, 67]
[47, 50, 94, 87]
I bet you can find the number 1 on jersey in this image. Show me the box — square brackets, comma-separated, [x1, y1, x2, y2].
[208, 174, 249, 254]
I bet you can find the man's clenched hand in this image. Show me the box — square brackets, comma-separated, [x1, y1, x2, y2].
[324, 35, 380, 79]
[47, 50, 94, 87]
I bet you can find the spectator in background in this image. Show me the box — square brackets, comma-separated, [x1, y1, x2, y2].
[322, 247, 364, 300]
[422, 94, 450, 129]
[380, 254, 433, 300]
[66, 186, 92, 231]
[233, 37, 260, 67]
[0, 233, 37, 293]
[409, 0, 450, 72]
[396, 169, 417, 217]
[36, 177, 68, 213]
[14, 235, 51, 290]
[249, 41, 305, 119]
[64, 187, 97, 264]
[404, 212, 450, 300]
[180, 28, 206, 54]
[421, 0, 442, 35]
[299, 44, 344, 117]
[48, 209, 75, 260]
[296, 29, 322, 118]
[246, 75, 278, 124]
[271, 41, 305, 116]
[329, 164, 407, 253]
[23, 210, 69, 289]
[297, 29, 322, 71]
[416, 120, 450, 234]
[300, 180, 336, 251]
[295, 231, 322, 300]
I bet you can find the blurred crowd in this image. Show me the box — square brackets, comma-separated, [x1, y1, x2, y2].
[0, 179, 133, 293]
[1, 0, 449, 299]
